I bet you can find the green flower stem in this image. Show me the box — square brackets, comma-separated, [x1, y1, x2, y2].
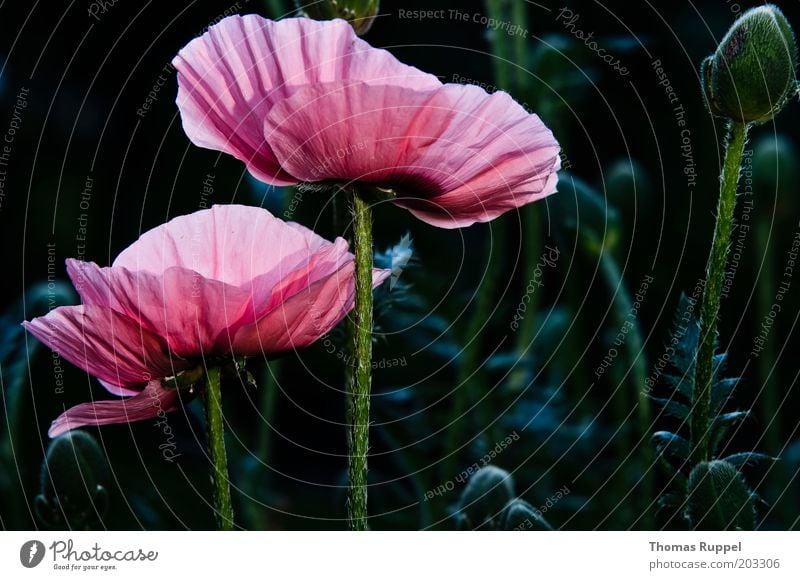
[256, 360, 280, 467]
[511, 203, 542, 390]
[754, 216, 780, 455]
[510, 0, 539, 376]
[511, 0, 528, 92]
[608, 357, 635, 527]
[444, 0, 521, 458]
[204, 365, 234, 530]
[442, 0, 529, 483]
[442, 223, 507, 483]
[600, 251, 653, 528]
[486, 0, 510, 89]
[241, 361, 281, 530]
[347, 191, 374, 531]
[333, 188, 356, 407]
[693, 121, 749, 464]
[494, 0, 537, 392]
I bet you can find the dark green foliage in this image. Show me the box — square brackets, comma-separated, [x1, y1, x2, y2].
[549, 173, 622, 254]
[651, 294, 768, 529]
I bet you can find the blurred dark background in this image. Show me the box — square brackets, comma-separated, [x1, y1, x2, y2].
[1, 0, 799, 530]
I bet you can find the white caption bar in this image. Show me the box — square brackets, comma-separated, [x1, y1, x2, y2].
[1, 531, 798, 579]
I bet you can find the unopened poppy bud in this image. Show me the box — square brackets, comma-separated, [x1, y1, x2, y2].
[702, 5, 798, 124]
[605, 159, 653, 210]
[297, 0, 379, 36]
[753, 134, 798, 198]
[457, 465, 515, 529]
[686, 460, 755, 531]
[26, 280, 77, 318]
[502, 498, 553, 531]
[34, 431, 110, 528]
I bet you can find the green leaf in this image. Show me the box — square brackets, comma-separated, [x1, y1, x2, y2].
[653, 431, 691, 468]
[711, 377, 739, 413]
[710, 411, 751, 454]
[650, 397, 691, 420]
[722, 452, 778, 469]
[657, 492, 687, 512]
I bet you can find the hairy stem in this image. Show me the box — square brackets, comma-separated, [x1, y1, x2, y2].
[204, 365, 234, 530]
[692, 121, 749, 464]
[347, 191, 374, 531]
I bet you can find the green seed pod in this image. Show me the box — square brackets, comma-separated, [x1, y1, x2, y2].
[457, 465, 515, 529]
[753, 134, 798, 200]
[686, 460, 756, 531]
[34, 431, 110, 529]
[25, 280, 77, 319]
[297, 0, 379, 36]
[502, 498, 553, 531]
[702, 5, 798, 124]
[605, 159, 653, 212]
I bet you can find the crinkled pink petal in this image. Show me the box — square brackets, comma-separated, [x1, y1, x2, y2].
[173, 15, 440, 185]
[263, 82, 561, 228]
[113, 205, 335, 284]
[68, 206, 368, 357]
[66, 259, 253, 358]
[23, 305, 181, 392]
[48, 381, 183, 438]
[233, 263, 390, 355]
[242, 236, 353, 320]
[67, 239, 354, 357]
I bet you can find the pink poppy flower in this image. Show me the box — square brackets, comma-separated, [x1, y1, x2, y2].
[23, 205, 389, 437]
[173, 15, 561, 229]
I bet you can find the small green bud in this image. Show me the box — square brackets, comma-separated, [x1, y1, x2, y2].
[35, 431, 110, 529]
[502, 499, 553, 531]
[753, 134, 798, 199]
[605, 159, 653, 211]
[25, 280, 77, 319]
[686, 460, 755, 531]
[297, 0, 379, 36]
[457, 465, 515, 529]
[702, 5, 798, 124]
